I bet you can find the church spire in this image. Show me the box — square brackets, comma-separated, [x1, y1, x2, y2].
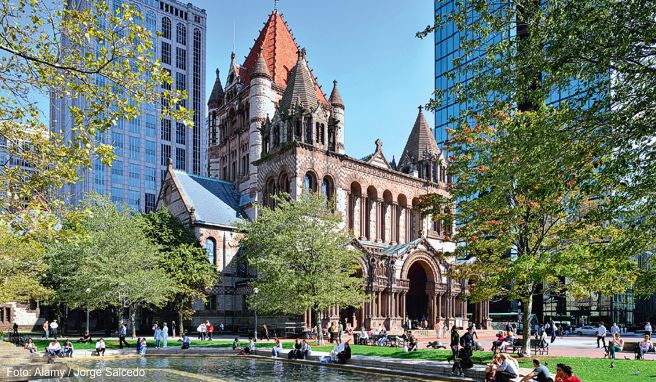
[398, 105, 440, 173]
[329, 80, 344, 109]
[208, 68, 225, 108]
[251, 47, 272, 80]
[278, 48, 318, 114]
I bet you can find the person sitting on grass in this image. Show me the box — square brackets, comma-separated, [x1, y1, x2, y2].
[62, 339, 74, 358]
[359, 329, 369, 345]
[181, 333, 191, 349]
[95, 338, 106, 356]
[231, 336, 241, 351]
[606, 332, 624, 367]
[561, 365, 581, 382]
[376, 331, 388, 346]
[46, 339, 62, 357]
[637, 334, 653, 360]
[520, 359, 551, 382]
[407, 331, 418, 351]
[271, 338, 283, 357]
[553, 363, 566, 382]
[336, 341, 351, 364]
[78, 332, 92, 344]
[24, 338, 38, 353]
[301, 339, 312, 359]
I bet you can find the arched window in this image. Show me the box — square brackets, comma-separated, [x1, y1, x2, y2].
[176, 23, 186, 45]
[205, 237, 216, 265]
[304, 117, 312, 143]
[145, 11, 156, 35]
[304, 172, 317, 192]
[322, 176, 334, 200]
[264, 177, 276, 208]
[279, 172, 290, 194]
[161, 16, 171, 39]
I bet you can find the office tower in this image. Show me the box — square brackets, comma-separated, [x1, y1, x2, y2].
[50, 0, 207, 211]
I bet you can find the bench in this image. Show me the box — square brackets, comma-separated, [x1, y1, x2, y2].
[501, 339, 547, 356]
[618, 342, 656, 360]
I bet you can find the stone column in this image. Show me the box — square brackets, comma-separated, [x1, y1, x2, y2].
[359, 196, 367, 240]
[375, 199, 382, 242]
[377, 291, 382, 317]
[437, 294, 442, 320]
[428, 292, 435, 328]
[390, 203, 397, 244]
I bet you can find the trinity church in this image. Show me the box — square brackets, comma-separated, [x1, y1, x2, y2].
[157, 10, 491, 334]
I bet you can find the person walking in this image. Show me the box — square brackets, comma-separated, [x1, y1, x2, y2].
[596, 322, 607, 350]
[470, 323, 478, 340]
[154, 325, 162, 349]
[547, 319, 557, 343]
[171, 321, 177, 338]
[161, 322, 169, 348]
[118, 323, 129, 348]
[610, 322, 620, 337]
[262, 323, 270, 341]
[42, 320, 49, 339]
[206, 321, 214, 341]
[447, 325, 460, 363]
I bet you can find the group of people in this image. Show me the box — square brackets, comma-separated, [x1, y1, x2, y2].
[535, 319, 559, 344]
[491, 330, 516, 353]
[152, 321, 170, 348]
[41, 320, 59, 339]
[448, 325, 476, 377]
[196, 321, 217, 340]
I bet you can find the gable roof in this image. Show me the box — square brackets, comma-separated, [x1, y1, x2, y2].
[399, 106, 441, 167]
[241, 11, 329, 105]
[172, 169, 244, 227]
[361, 139, 391, 170]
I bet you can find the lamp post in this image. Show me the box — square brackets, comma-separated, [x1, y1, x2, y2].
[253, 288, 259, 342]
[85, 288, 91, 334]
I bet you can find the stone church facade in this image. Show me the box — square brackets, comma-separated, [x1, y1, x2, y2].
[159, 10, 491, 333]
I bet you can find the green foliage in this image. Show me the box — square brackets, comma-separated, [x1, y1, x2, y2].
[417, 0, 650, 353]
[141, 209, 220, 332]
[0, 0, 192, 233]
[237, 193, 365, 321]
[47, 194, 175, 315]
[0, 225, 51, 303]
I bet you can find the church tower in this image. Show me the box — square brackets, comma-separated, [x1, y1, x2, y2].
[248, 49, 275, 194]
[329, 80, 345, 154]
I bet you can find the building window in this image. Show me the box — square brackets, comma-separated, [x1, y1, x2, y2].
[145, 192, 156, 212]
[111, 186, 124, 204]
[175, 47, 186, 70]
[322, 176, 334, 201]
[161, 16, 171, 39]
[145, 167, 155, 190]
[129, 136, 140, 160]
[175, 147, 186, 170]
[161, 119, 171, 141]
[128, 190, 141, 211]
[192, 28, 201, 174]
[129, 163, 140, 187]
[176, 23, 186, 45]
[161, 144, 171, 166]
[176, 72, 186, 91]
[175, 122, 186, 144]
[161, 41, 171, 65]
[145, 141, 156, 163]
[129, 118, 140, 133]
[145, 114, 156, 137]
[205, 237, 216, 265]
[145, 11, 156, 35]
[304, 172, 317, 192]
[111, 132, 123, 157]
[111, 160, 123, 184]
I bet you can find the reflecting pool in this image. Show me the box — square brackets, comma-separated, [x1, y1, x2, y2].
[39, 357, 434, 381]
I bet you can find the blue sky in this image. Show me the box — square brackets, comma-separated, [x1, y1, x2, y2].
[197, 0, 435, 160]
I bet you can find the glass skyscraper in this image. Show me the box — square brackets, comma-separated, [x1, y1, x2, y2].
[50, 0, 207, 212]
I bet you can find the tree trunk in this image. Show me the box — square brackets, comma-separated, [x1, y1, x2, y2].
[521, 296, 533, 356]
[178, 309, 185, 336]
[315, 307, 324, 346]
[116, 307, 122, 337]
[130, 306, 137, 339]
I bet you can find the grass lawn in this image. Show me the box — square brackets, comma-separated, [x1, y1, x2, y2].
[21, 338, 655, 381]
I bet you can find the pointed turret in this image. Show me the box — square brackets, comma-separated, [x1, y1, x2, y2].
[398, 105, 440, 173]
[279, 48, 319, 114]
[208, 68, 225, 108]
[251, 48, 272, 80]
[329, 80, 344, 109]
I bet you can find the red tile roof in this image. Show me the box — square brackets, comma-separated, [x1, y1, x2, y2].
[241, 11, 329, 105]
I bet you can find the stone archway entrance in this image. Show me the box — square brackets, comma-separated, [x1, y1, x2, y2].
[407, 262, 428, 322]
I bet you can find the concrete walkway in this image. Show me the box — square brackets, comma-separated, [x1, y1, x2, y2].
[0, 340, 70, 381]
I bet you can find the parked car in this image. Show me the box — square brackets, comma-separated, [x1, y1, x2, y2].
[574, 326, 598, 336]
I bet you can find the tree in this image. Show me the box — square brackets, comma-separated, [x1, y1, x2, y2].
[48, 194, 175, 337]
[0, 227, 51, 303]
[142, 209, 220, 335]
[237, 193, 365, 345]
[417, 0, 647, 354]
[0, 0, 191, 227]
[0, 0, 191, 301]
